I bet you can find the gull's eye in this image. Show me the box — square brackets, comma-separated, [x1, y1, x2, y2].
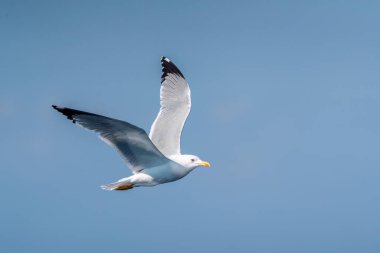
[191, 158, 195, 162]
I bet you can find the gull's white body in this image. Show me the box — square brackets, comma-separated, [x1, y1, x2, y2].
[104, 155, 195, 189]
[53, 57, 210, 191]
[102, 155, 198, 190]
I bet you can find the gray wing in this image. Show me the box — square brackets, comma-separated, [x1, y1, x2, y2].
[149, 57, 191, 156]
[52, 105, 170, 173]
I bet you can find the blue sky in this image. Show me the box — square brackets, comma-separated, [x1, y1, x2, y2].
[1, 1, 380, 252]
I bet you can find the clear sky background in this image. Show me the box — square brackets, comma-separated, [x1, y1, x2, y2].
[1, 1, 380, 252]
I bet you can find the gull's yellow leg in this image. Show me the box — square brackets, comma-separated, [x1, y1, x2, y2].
[115, 183, 134, 191]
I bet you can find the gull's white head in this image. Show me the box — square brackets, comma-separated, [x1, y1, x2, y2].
[171, 154, 211, 170]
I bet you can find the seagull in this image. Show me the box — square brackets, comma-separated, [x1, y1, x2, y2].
[53, 57, 210, 191]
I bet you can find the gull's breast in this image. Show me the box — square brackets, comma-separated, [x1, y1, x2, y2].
[142, 162, 189, 184]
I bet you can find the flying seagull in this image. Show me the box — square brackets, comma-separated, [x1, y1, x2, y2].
[53, 57, 210, 191]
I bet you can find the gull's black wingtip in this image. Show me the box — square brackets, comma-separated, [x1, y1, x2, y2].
[53, 104, 102, 124]
[161, 56, 170, 62]
[160, 56, 185, 83]
[52, 104, 76, 122]
[52, 104, 60, 111]
[52, 105, 66, 115]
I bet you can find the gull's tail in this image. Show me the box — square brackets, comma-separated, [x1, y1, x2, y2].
[101, 178, 134, 191]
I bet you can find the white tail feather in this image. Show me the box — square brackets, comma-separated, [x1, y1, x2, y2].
[101, 182, 122, 190]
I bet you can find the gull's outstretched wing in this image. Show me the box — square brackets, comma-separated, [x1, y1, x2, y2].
[149, 57, 191, 156]
[52, 105, 169, 173]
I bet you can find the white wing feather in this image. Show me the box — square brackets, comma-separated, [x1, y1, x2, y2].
[149, 57, 191, 156]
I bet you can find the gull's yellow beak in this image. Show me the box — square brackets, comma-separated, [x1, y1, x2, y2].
[198, 161, 211, 167]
